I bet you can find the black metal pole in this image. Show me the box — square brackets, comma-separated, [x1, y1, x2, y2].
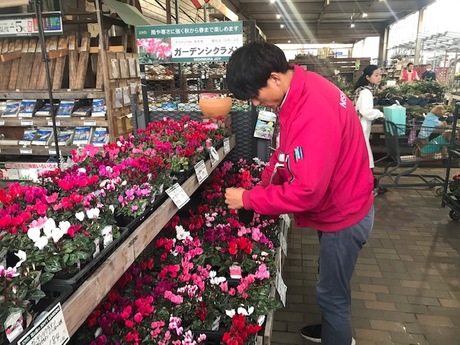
[34, 0, 61, 163]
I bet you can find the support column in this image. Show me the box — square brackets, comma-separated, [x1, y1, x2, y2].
[414, 8, 425, 65]
[378, 27, 389, 66]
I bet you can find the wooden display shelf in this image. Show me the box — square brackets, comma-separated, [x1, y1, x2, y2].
[0, 117, 108, 127]
[0, 145, 75, 156]
[0, 89, 105, 100]
[61, 135, 236, 335]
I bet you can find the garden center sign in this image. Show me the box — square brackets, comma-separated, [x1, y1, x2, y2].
[136, 22, 243, 64]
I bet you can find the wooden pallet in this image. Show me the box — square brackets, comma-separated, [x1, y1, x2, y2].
[18, 39, 37, 90]
[75, 32, 91, 89]
[29, 39, 43, 90]
[52, 36, 69, 90]
[68, 33, 78, 89]
[7, 39, 23, 90]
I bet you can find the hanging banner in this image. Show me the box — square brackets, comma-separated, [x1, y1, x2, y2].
[0, 12, 63, 37]
[136, 22, 243, 64]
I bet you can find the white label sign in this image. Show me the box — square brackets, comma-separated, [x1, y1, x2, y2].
[223, 137, 230, 154]
[18, 303, 69, 345]
[0, 120, 5, 126]
[209, 147, 220, 167]
[84, 121, 97, 126]
[275, 271, 287, 307]
[21, 120, 34, 126]
[279, 231, 288, 257]
[166, 183, 190, 209]
[48, 121, 60, 126]
[194, 160, 208, 185]
[20, 148, 33, 154]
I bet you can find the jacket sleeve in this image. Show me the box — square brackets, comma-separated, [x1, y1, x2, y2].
[357, 89, 383, 120]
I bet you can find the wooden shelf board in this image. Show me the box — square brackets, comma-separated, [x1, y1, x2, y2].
[62, 135, 236, 335]
[0, 117, 108, 127]
[0, 89, 105, 99]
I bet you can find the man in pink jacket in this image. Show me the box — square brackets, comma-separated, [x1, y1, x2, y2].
[225, 41, 374, 345]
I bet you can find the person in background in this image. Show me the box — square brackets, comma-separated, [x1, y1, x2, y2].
[422, 64, 437, 81]
[353, 65, 387, 196]
[224, 41, 374, 345]
[400, 62, 420, 83]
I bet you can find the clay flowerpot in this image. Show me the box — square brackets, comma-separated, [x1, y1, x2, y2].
[199, 97, 232, 118]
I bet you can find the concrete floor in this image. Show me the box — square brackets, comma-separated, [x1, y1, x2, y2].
[271, 169, 460, 345]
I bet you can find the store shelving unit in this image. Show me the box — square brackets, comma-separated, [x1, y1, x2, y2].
[442, 102, 460, 220]
[0, 1, 139, 179]
[61, 135, 235, 335]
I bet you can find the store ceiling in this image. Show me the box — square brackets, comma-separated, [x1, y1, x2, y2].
[222, 0, 436, 44]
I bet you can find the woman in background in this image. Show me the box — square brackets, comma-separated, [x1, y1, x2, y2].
[353, 65, 387, 195]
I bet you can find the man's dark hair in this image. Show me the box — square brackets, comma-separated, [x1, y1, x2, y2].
[226, 41, 293, 100]
[407, 62, 414, 68]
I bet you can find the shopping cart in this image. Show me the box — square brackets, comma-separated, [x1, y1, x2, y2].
[374, 120, 457, 191]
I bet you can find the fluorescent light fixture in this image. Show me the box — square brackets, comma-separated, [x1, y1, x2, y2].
[276, 14, 281, 19]
[280, 24, 285, 28]
[350, 23, 355, 28]
[362, 12, 368, 17]
[270, 0, 276, 4]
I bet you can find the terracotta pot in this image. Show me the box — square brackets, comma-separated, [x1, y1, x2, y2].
[199, 97, 232, 118]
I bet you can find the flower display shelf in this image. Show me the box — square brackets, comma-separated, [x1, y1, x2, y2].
[115, 191, 170, 232]
[7, 284, 73, 345]
[60, 135, 236, 336]
[43, 227, 131, 293]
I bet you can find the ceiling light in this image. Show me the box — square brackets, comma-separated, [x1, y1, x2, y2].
[362, 13, 368, 17]
[276, 14, 281, 19]
[350, 23, 355, 28]
[288, 40, 291, 43]
[280, 24, 285, 29]
[270, 0, 276, 4]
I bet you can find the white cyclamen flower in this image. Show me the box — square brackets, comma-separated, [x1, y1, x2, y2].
[43, 218, 57, 238]
[27, 227, 41, 242]
[59, 221, 71, 233]
[175, 225, 191, 241]
[225, 309, 236, 318]
[14, 250, 27, 268]
[35, 236, 49, 250]
[237, 306, 254, 316]
[75, 211, 85, 221]
[86, 207, 100, 219]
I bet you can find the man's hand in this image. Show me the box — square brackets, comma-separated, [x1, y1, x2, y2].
[224, 187, 246, 209]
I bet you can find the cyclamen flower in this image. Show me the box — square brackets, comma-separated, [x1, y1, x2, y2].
[0, 265, 19, 278]
[164, 290, 183, 304]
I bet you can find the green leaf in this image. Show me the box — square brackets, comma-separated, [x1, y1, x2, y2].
[44, 256, 63, 273]
[40, 271, 54, 285]
[27, 288, 46, 302]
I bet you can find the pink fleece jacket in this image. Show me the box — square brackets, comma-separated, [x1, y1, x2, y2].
[242, 66, 374, 232]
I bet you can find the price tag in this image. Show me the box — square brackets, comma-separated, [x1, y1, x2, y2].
[194, 160, 208, 185]
[166, 183, 190, 209]
[223, 137, 230, 154]
[48, 149, 57, 155]
[7, 169, 19, 180]
[0, 120, 4, 126]
[84, 120, 97, 126]
[275, 270, 287, 307]
[281, 214, 291, 230]
[18, 303, 69, 345]
[20, 148, 33, 154]
[21, 120, 33, 126]
[279, 231, 288, 257]
[209, 147, 220, 167]
[48, 121, 60, 126]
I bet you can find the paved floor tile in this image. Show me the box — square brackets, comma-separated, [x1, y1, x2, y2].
[270, 169, 460, 344]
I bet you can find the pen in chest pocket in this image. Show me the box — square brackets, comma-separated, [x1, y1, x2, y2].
[294, 146, 304, 162]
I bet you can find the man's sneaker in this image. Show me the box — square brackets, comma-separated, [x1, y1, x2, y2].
[300, 324, 321, 343]
[300, 324, 356, 344]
